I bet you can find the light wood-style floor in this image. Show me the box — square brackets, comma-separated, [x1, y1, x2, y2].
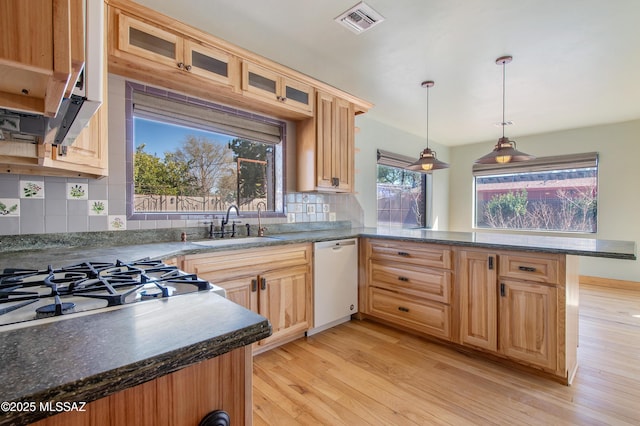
[253, 285, 640, 425]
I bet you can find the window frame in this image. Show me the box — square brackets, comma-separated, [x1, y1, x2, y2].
[376, 149, 432, 229]
[472, 152, 599, 233]
[125, 81, 286, 220]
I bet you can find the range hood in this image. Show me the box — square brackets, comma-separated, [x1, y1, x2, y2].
[0, 0, 103, 146]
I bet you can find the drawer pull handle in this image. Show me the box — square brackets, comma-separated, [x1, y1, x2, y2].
[260, 277, 267, 290]
[518, 266, 537, 272]
[398, 276, 409, 282]
[397, 251, 410, 257]
[398, 306, 410, 313]
[251, 279, 257, 292]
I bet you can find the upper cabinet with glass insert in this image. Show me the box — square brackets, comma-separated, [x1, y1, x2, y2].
[111, 9, 239, 91]
[242, 61, 314, 117]
[106, 0, 371, 121]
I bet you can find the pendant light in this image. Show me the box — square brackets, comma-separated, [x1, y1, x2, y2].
[407, 80, 449, 172]
[475, 56, 535, 164]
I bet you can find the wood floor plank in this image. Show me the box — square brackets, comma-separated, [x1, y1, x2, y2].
[254, 285, 640, 425]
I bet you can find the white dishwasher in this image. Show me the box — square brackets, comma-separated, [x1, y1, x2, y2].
[308, 238, 358, 336]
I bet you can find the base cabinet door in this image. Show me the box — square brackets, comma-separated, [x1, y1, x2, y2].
[458, 250, 498, 351]
[258, 265, 310, 347]
[499, 279, 558, 370]
[215, 275, 258, 313]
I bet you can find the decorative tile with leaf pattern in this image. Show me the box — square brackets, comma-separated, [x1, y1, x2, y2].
[0, 199, 20, 217]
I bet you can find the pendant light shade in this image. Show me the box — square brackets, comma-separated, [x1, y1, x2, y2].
[407, 80, 449, 172]
[475, 56, 535, 165]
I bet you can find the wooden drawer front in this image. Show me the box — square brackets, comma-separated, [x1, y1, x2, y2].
[368, 240, 452, 269]
[368, 287, 450, 339]
[183, 243, 311, 278]
[369, 260, 451, 304]
[499, 254, 560, 284]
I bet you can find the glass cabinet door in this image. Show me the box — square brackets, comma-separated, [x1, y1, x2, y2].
[282, 77, 313, 115]
[184, 40, 238, 87]
[242, 61, 313, 116]
[243, 62, 279, 98]
[118, 13, 182, 69]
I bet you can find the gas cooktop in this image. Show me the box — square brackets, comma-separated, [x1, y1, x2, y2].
[0, 258, 224, 327]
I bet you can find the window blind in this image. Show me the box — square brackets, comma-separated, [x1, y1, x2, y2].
[377, 149, 417, 168]
[472, 152, 598, 176]
[133, 91, 282, 144]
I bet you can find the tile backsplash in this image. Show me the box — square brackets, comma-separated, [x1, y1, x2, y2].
[0, 173, 363, 235]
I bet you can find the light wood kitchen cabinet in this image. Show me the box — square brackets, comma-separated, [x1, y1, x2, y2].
[360, 238, 453, 340]
[241, 61, 313, 116]
[31, 346, 252, 426]
[181, 244, 312, 353]
[0, 102, 108, 179]
[112, 9, 239, 90]
[0, 0, 75, 117]
[297, 91, 355, 192]
[456, 248, 576, 381]
[499, 279, 558, 370]
[0, 20, 109, 179]
[458, 250, 498, 351]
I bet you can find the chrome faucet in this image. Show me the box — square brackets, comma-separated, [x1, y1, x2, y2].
[220, 205, 240, 238]
[256, 201, 267, 237]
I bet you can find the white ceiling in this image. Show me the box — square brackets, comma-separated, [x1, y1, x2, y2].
[135, 0, 640, 146]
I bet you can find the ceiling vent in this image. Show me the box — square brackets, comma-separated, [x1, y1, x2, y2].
[334, 1, 385, 34]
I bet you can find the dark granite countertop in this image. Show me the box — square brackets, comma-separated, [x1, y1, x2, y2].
[0, 226, 635, 270]
[358, 228, 637, 260]
[0, 291, 271, 426]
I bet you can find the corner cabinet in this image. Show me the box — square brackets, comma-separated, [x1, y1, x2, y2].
[181, 244, 312, 353]
[297, 91, 356, 192]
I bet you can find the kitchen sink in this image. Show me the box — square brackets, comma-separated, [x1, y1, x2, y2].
[191, 236, 281, 247]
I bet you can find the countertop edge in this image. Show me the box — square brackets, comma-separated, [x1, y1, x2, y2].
[356, 232, 638, 260]
[4, 320, 270, 426]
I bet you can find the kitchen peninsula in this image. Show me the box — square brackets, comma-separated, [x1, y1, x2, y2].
[0, 227, 635, 425]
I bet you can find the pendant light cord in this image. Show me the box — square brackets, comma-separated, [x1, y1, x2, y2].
[426, 84, 430, 148]
[501, 59, 506, 139]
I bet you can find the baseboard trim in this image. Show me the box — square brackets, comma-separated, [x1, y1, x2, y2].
[580, 275, 640, 290]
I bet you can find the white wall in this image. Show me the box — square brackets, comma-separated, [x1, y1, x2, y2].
[449, 119, 640, 281]
[355, 115, 450, 230]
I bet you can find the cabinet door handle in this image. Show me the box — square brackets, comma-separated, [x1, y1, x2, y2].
[185, 64, 192, 71]
[488, 256, 494, 270]
[398, 306, 410, 313]
[397, 251, 410, 257]
[251, 279, 257, 292]
[260, 277, 267, 290]
[518, 266, 537, 272]
[500, 283, 505, 297]
[331, 177, 340, 187]
[397, 276, 409, 282]
[177, 62, 184, 69]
